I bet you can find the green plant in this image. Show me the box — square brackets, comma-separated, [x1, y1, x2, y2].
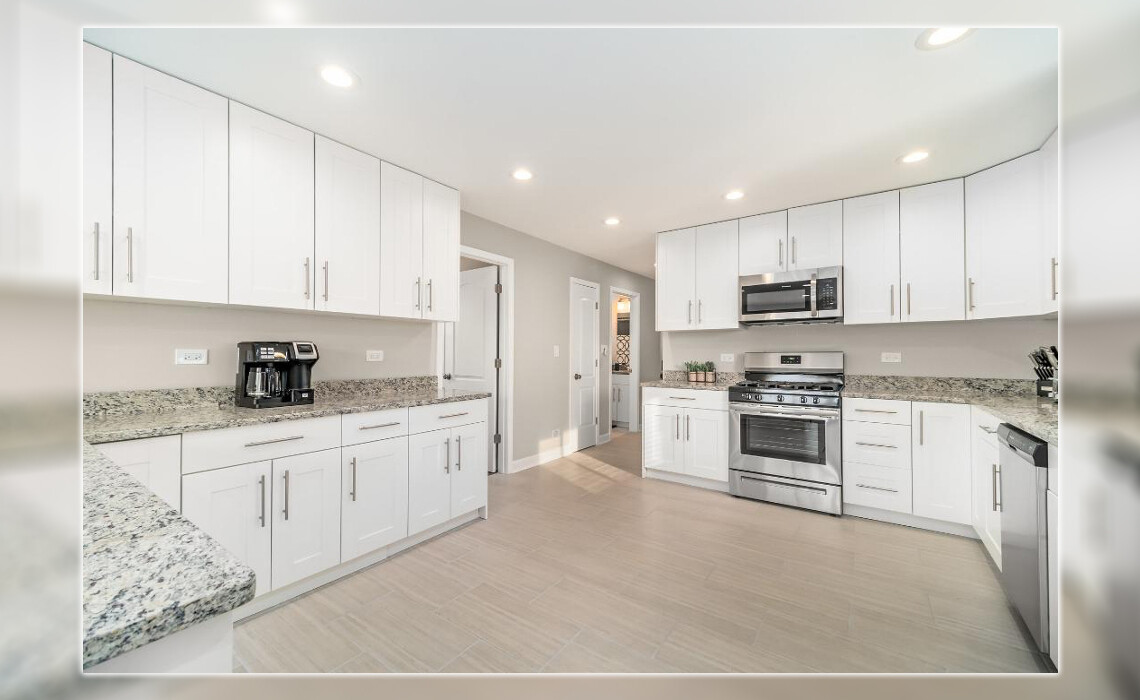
[683, 361, 700, 372]
[703, 361, 716, 372]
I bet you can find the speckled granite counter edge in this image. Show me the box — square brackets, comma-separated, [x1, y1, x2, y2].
[641, 380, 731, 392]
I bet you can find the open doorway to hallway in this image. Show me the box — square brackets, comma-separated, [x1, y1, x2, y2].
[607, 287, 640, 441]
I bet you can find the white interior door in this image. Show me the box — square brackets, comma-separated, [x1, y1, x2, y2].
[444, 265, 499, 470]
[570, 279, 600, 452]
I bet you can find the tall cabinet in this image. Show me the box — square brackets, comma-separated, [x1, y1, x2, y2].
[655, 222, 738, 331]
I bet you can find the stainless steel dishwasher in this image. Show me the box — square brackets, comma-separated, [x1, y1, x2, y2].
[997, 423, 1050, 656]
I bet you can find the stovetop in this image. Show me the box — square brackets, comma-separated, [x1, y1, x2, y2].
[729, 377, 844, 409]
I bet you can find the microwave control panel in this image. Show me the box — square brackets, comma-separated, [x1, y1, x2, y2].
[817, 279, 838, 310]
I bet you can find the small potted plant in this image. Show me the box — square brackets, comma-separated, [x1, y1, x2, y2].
[704, 361, 717, 384]
[684, 361, 700, 383]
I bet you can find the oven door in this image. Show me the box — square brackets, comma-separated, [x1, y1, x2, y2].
[729, 402, 842, 485]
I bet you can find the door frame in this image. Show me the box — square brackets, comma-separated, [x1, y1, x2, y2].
[608, 286, 641, 434]
[568, 277, 601, 455]
[434, 245, 515, 474]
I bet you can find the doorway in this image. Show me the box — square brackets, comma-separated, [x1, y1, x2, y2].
[568, 278, 600, 453]
[440, 247, 514, 474]
[608, 287, 640, 437]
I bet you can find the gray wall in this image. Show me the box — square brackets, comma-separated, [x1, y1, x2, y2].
[663, 316, 1058, 379]
[461, 212, 660, 462]
[83, 299, 435, 392]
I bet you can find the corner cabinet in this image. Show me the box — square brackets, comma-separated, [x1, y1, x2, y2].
[655, 222, 738, 331]
[911, 402, 972, 525]
[971, 407, 1002, 567]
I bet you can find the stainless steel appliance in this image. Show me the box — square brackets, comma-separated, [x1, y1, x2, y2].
[997, 422, 1051, 656]
[728, 351, 844, 515]
[739, 266, 842, 325]
[235, 341, 319, 409]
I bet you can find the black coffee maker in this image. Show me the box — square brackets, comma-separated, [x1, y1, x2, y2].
[235, 341, 319, 408]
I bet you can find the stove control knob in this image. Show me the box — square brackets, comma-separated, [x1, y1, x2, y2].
[813, 397, 820, 405]
[776, 394, 784, 402]
[800, 396, 807, 404]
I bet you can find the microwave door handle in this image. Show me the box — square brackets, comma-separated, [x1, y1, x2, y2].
[809, 274, 818, 317]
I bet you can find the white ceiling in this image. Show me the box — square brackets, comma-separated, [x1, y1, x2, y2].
[85, 27, 1057, 278]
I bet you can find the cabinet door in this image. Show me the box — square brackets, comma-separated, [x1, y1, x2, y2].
[182, 461, 272, 596]
[900, 179, 966, 322]
[642, 404, 682, 473]
[341, 437, 408, 562]
[971, 418, 1002, 567]
[788, 200, 842, 269]
[315, 135, 381, 315]
[379, 161, 425, 319]
[966, 151, 1047, 319]
[655, 229, 696, 331]
[96, 434, 182, 511]
[450, 422, 488, 516]
[83, 43, 112, 295]
[682, 408, 729, 482]
[271, 449, 341, 589]
[1040, 131, 1059, 314]
[229, 102, 315, 310]
[408, 429, 452, 535]
[912, 402, 972, 524]
[738, 211, 787, 275]
[694, 220, 740, 329]
[422, 180, 461, 322]
[112, 55, 228, 303]
[843, 191, 900, 325]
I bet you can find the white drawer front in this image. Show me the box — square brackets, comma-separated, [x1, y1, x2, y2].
[842, 421, 912, 470]
[642, 387, 728, 411]
[409, 399, 488, 435]
[972, 405, 1002, 437]
[843, 461, 913, 514]
[182, 415, 341, 474]
[844, 397, 911, 425]
[342, 408, 409, 446]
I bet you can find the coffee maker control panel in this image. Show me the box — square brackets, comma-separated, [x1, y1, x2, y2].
[292, 341, 318, 361]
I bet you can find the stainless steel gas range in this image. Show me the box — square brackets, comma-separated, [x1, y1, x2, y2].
[727, 351, 844, 515]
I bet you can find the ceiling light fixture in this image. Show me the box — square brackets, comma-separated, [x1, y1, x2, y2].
[724, 190, 744, 201]
[916, 27, 974, 50]
[320, 64, 356, 88]
[512, 168, 533, 181]
[604, 217, 620, 226]
[899, 150, 930, 164]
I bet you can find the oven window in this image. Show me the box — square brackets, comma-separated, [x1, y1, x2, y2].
[741, 282, 811, 314]
[739, 413, 826, 465]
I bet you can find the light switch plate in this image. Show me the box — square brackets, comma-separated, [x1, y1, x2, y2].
[175, 349, 208, 365]
[366, 350, 384, 362]
[881, 351, 902, 363]
[553, 345, 560, 358]
[720, 353, 735, 363]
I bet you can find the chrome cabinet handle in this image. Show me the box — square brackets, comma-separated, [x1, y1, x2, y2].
[668, 396, 697, 401]
[906, 282, 912, 316]
[359, 421, 401, 431]
[427, 279, 434, 312]
[456, 435, 462, 471]
[809, 273, 819, 317]
[303, 257, 311, 299]
[415, 277, 422, 310]
[258, 474, 266, 527]
[791, 236, 797, 265]
[92, 223, 101, 280]
[323, 260, 329, 302]
[283, 469, 290, 521]
[855, 441, 897, 449]
[445, 437, 451, 474]
[968, 277, 976, 312]
[778, 238, 783, 268]
[685, 414, 690, 440]
[992, 463, 1003, 512]
[244, 435, 304, 448]
[698, 300, 702, 324]
[978, 425, 998, 434]
[126, 227, 134, 283]
[747, 411, 829, 421]
[674, 413, 679, 439]
[853, 408, 897, 414]
[350, 456, 357, 502]
[688, 300, 692, 324]
[1051, 257, 1058, 300]
[889, 283, 894, 317]
[919, 410, 924, 445]
[740, 473, 827, 495]
[856, 483, 899, 494]
[439, 411, 469, 419]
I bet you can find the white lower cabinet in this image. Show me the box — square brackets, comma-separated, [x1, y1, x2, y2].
[971, 407, 1003, 567]
[842, 403, 913, 515]
[642, 392, 728, 482]
[409, 421, 488, 537]
[844, 461, 913, 513]
[97, 435, 182, 511]
[450, 422, 489, 516]
[911, 402, 972, 525]
[181, 461, 273, 596]
[682, 408, 729, 482]
[341, 437, 409, 562]
[643, 403, 683, 473]
[271, 449, 342, 590]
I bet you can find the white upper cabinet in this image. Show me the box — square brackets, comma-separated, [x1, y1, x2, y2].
[911, 402, 972, 525]
[843, 191, 900, 325]
[787, 200, 843, 269]
[966, 149, 1052, 319]
[1040, 130, 1059, 314]
[738, 211, 788, 276]
[229, 102, 315, 310]
[422, 180, 461, 322]
[315, 136, 381, 315]
[899, 179, 966, 322]
[112, 55, 229, 303]
[379, 161, 426, 319]
[83, 43, 113, 295]
[694, 220, 740, 329]
[655, 228, 696, 331]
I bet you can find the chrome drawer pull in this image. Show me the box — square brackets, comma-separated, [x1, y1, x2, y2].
[854, 441, 897, 449]
[350, 457, 357, 502]
[978, 425, 997, 434]
[283, 469, 290, 520]
[668, 396, 697, 401]
[438, 411, 469, 419]
[740, 474, 827, 495]
[359, 421, 401, 430]
[258, 474, 266, 527]
[244, 435, 305, 448]
[853, 408, 897, 414]
[856, 483, 899, 494]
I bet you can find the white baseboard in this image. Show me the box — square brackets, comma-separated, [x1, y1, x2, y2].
[842, 504, 979, 539]
[644, 468, 730, 493]
[598, 432, 611, 445]
[509, 446, 563, 473]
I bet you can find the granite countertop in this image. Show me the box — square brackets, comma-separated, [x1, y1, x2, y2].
[83, 442, 256, 668]
[641, 380, 731, 392]
[85, 387, 492, 444]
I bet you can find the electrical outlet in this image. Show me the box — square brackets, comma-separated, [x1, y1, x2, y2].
[881, 351, 902, 363]
[720, 353, 735, 363]
[174, 349, 208, 365]
[553, 345, 560, 358]
[366, 350, 384, 362]
[552, 429, 561, 438]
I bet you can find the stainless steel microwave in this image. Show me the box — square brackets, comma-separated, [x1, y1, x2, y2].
[739, 266, 843, 324]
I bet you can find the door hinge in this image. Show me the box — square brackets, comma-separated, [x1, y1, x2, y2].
[494, 357, 502, 369]
[595, 301, 599, 309]
[493, 433, 502, 445]
[595, 416, 599, 424]
[494, 283, 503, 294]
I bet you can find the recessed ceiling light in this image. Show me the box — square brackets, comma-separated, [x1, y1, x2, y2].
[604, 217, 620, 226]
[899, 150, 930, 164]
[512, 168, 533, 181]
[724, 190, 744, 201]
[320, 64, 356, 88]
[916, 27, 974, 50]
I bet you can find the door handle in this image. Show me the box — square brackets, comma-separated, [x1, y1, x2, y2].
[574, 373, 582, 380]
[675, 414, 679, 440]
[809, 273, 818, 317]
[685, 414, 690, 441]
[443, 373, 452, 380]
[244, 435, 304, 448]
[889, 283, 894, 317]
[438, 412, 469, 419]
[323, 260, 330, 302]
[853, 408, 897, 414]
[358, 421, 401, 430]
[283, 469, 290, 521]
[303, 257, 311, 299]
[993, 463, 1002, 512]
[856, 483, 899, 494]
[698, 300, 703, 324]
[1051, 257, 1058, 300]
[791, 236, 797, 265]
[258, 474, 266, 527]
[456, 435, 462, 471]
[978, 425, 998, 434]
[349, 456, 357, 502]
[968, 277, 976, 312]
[919, 410, 924, 445]
[778, 238, 783, 268]
[427, 279, 434, 312]
[415, 277, 422, 310]
[906, 282, 912, 316]
[92, 223, 101, 280]
[688, 300, 692, 324]
[126, 227, 134, 283]
[854, 442, 897, 449]
[445, 437, 451, 474]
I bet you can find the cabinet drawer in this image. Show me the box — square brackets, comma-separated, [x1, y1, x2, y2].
[342, 408, 409, 446]
[844, 397, 911, 424]
[842, 422, 912, 470]
[182, 415, 341, 474]
[843, 462, 913, 514]
[642, 387, 728, 411]
[972, 405, 1001, 439]
[409, 399, 487, 434]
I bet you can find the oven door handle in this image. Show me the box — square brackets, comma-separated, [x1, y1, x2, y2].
[809, 273, 818, 317]
[730, 408, 834, 421]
